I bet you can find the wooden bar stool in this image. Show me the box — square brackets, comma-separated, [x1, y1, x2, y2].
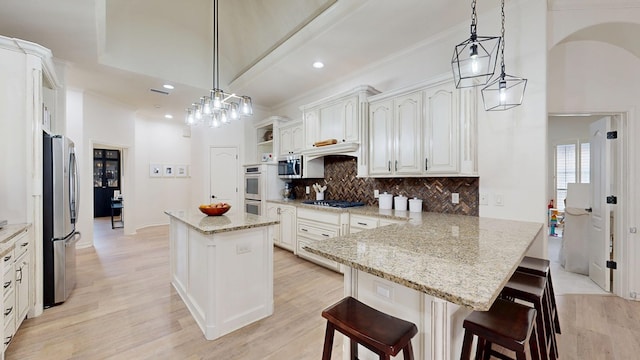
[321, 296, 418, 360]
[460, 298, 541, 360]
[517, 256, 561, 334]
[501, 272, 557, 360]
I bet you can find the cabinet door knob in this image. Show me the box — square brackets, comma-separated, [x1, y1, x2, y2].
[388, 161, 391, 172]
[425, 158, 428, 171]
[3, 281, 11, 289]
[4, 306, 13, 316]
[3, 255, 11, 262]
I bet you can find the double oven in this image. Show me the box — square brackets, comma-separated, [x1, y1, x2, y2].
[244, 165, 263, 215]
[244, 163, 284, 215]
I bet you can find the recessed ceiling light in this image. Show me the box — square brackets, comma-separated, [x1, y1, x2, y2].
[165, 114, 173, 119]
[163, 84, 175, 90]
[312, 61, 324, 69]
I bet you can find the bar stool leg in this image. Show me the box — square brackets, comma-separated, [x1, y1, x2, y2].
[350, 339, 358, 360]
[459, 330, 474, 360]
[547, 274, 561, 334]
[322, 323, 335, 360]
[402, 342, 415, 360]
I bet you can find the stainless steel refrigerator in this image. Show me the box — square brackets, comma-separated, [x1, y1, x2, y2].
[43, 133, 81, 307]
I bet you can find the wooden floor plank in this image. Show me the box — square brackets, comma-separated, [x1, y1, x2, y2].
[5, 219, 640, 359]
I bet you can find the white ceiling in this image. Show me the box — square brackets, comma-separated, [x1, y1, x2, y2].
[0, 0, 488, 121]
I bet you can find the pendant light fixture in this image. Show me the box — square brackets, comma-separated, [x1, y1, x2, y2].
[451, 0, 501, 89]
[481, 0, 527, 111]
[185, 0, 253, 127]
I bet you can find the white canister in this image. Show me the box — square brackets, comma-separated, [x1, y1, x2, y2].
[394, 195, 408, 211]
[379, 192, 393, 210]
[409, 197, 423, 212]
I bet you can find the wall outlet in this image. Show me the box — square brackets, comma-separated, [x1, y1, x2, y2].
[494, 194, 504, 206]
[374, 189, 380, 198]
[305, 186, 310, 194]
[452, 193, 459, 204]
[479, 193, 488, 205]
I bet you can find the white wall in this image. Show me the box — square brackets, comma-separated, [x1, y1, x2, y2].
[190, 120, 246, 213]
[0, 46, 27, 223]
[548, 5, 640, 297]
[270, 0, 548, 256]
[134, 115, 191, 228]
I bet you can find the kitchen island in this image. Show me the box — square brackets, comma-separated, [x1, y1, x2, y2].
[304, 212, 543, 360]
[165, 210, 279, 340]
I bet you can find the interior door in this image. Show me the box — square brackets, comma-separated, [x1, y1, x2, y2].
[209, 147, 238, 211]
[588, 116, 611, 291]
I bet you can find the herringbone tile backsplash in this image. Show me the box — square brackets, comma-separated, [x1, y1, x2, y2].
[290, 156, 479, 216]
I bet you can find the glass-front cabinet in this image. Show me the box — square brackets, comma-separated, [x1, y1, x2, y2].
[93, 149, 121, 217]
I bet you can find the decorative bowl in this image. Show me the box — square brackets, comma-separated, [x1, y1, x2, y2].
[198, 203, 231, 216]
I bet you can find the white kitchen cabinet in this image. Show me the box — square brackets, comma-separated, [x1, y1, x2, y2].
[266, 203, 296, 252]
[301, 86, 379, 150]
[423, 82, 458, 174]
[368, 75, 475, 177]
[1, 226, 33, 353]
[369, 91, 422, 176]
[278, 121, 303, 156]
[315, 95, 359, 143]
[2, 250, 15, 351]
[296, 208, 348, 272]
[349, 214, 379, 233]
[255, 116, 290, 162]
[350, 214, 407, 234]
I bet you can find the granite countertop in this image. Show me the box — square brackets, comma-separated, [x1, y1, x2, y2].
[165, 210, 279, 235]
[0, 223, 30, 244]
[0, 223, 30, 258]
[302, 212, 543, 311]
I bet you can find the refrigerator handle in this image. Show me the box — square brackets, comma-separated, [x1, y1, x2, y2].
[70, 151, 79, 224]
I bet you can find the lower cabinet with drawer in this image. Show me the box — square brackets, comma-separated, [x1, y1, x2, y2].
[296, 208, 348, 272]
[1, 226, 33, 353]
[350, 214, 407, 234]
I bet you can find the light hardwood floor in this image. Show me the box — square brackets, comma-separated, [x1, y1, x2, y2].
[6, 220, 640, 359]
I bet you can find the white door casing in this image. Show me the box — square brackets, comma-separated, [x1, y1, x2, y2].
[588, 116, 612, 292]
[209, 147, 238, 210]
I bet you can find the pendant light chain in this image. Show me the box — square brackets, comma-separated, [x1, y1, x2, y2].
[499, 0, 506, 76]
[215, 0, 219, 89]
[470, 0, 477, 38]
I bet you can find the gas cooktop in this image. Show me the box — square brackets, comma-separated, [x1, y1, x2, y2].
[302, 200, 365, 208]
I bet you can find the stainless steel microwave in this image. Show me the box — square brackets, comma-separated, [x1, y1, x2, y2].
[278, 155, 302, 179]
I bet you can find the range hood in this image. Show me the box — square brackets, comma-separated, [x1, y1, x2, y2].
[300, 141, 359, 159]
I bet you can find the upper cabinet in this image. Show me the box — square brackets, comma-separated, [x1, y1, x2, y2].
[369, 91, 422, 176]
[368, 75, 477, 178]
[254, 116, 289, 163]
[278, 121, 303, 156]
[423, 82, 458, 174]
[300, 86, 380, 177]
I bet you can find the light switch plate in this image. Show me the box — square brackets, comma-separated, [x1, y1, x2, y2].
[374, 189, 380, 198]
[479, 193, 488, 205]
[494, 194, 504, 206]
[452, 193, 459, 204]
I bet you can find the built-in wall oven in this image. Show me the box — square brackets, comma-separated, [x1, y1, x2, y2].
[244, 165, 262, 215]
[243, 163, 282, 216]
[244, 165, 261, 201]
[245, 199, 262, 216]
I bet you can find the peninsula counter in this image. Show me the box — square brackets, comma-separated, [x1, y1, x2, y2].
[305, 212, 543, 360]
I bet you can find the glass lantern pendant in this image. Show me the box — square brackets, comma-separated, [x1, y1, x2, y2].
[481, 0, 527, 111]
[451, 0, 501, 89]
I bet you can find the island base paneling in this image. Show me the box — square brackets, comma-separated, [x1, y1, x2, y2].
[169, 218, 274, 340]
[343, 268, 471, 360]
